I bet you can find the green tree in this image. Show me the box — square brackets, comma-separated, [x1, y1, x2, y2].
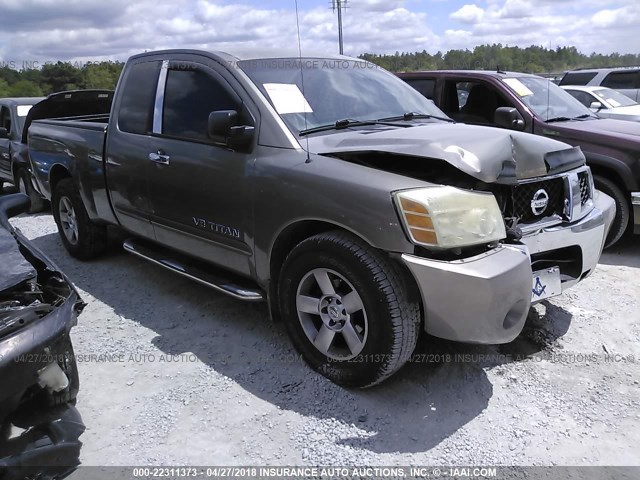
[0, 79, 10, 97]
[7, 80, 43, 97]
[82, 61, 124, 90]
[40, 62, 83, 93]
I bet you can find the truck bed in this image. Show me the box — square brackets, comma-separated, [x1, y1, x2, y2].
[28, 116, 116, 224]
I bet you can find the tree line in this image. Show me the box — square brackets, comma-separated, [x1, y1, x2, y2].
[1, 44, 639, 97]
[360, 44, 640, 74]
[0, 61, 124, 97]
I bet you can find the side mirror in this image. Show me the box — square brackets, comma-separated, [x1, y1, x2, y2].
[494, 107, 526, 131]
[589, 101, 603, 111]
[207, 110, 255, 150]
[0, 127, 8, 139]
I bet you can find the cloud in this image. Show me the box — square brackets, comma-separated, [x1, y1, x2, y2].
[450, 4, 485, 24]
[497, 0, 533, 18]
[0, 0, 637, 65]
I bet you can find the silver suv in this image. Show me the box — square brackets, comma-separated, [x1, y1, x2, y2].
[559, 67, 640, 102]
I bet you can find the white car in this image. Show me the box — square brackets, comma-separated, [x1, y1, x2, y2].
[561, 85, 640, 122]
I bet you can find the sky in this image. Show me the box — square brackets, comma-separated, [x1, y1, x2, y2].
[0, 0, 639, 66]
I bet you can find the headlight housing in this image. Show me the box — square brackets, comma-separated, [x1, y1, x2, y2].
[394, 186, 506, 249]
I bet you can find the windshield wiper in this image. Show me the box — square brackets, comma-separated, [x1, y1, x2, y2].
[378, 111, 454, 123]
[545, 116, 572, 123]
[572, 114, 596, 120]
[299, 119, 401, 136]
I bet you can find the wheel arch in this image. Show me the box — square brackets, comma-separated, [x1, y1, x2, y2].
[49, 164, 72, 198]
[585, 152, 637, 192]
[267, 219, 420, 322]
[269, 220, 365, 299]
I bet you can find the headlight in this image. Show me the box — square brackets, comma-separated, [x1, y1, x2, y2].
[394, 186, 506, 249]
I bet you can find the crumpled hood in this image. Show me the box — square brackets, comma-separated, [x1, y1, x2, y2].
[0, 227, 36, 293]
[306, 123, 583, 184]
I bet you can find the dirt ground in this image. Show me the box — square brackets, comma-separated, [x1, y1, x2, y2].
[8, 210, 640, 467]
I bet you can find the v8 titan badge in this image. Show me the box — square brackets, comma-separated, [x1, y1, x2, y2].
[531, 266, 562, 302]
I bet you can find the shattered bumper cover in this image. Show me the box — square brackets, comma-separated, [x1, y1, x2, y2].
[0, 292, 80, 411]
[401, 190, 615, 344]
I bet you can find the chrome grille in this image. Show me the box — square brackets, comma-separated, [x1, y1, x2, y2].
[509, 178, 565, 223]
[578, 171, 591, 206]
[503, 166, 594, 231]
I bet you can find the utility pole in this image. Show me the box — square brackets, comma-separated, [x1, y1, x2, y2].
[332, 0, 347, 55]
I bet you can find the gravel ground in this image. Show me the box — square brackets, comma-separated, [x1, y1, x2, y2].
[8, 209, 640, 467]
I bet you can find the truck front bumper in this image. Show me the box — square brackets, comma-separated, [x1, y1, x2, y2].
[401, 191, 615, 344]
[633, 192, 640, 234]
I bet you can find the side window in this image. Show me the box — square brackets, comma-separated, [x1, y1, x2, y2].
[559, 72, 597, 86]
[162, 69, 239, 142]
[566, 90, 594, 108]
[601, 71, 638, 89]
[443, 80, 512, 125]
[405, 79, 435, 99]
[117, 61, 161, 135]
[0, 106, 11, 133]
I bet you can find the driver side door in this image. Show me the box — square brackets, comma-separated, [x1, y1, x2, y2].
[146, 60, 256, 277]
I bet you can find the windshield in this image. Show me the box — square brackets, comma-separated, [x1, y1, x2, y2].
[593, 88, 637, 108]
[238, 58, 448, 135]
[502, 76, 593, 121]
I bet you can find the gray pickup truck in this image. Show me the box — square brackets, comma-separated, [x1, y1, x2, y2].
[26, 50, 615, 387]
[0, 97, 44, 210]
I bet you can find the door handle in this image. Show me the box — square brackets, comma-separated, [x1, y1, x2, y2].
[148, 151, 170, 165]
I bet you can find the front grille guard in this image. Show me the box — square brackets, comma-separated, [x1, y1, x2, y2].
[507, 166, 595, 235]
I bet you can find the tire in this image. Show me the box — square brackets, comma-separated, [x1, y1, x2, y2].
[16, 167, 46, 213]
[52, 178, 107, 260]
[594, 175, 630, 248]
[278, 230, 421, 388]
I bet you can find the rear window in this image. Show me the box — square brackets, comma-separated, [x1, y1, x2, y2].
[559, 72, 597, 86]
[404, 78, 436, 99]
[601, 71, 639, 89]
[117, 61, 161, 135]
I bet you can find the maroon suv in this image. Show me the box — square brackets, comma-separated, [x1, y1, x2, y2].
[398, 70, 640, 247]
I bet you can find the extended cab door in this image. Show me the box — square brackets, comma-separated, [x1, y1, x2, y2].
[105, 60, 161, 240]
[145, 59, 256, 276]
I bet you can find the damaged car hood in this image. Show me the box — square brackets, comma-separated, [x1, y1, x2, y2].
[0, 228, 36, 293]
[306, 123, 584, 184]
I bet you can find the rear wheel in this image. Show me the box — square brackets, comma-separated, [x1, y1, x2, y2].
[16, 167, 46, 213]
[52, 178, 107, 259]
[278, 231, 421, 388]
[594, 175, 629, 248]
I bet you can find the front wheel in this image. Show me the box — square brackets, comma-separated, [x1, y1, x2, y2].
[52, 178, 107, 260]
[594, 175, 629, 248]
[278, 231, 421, 388]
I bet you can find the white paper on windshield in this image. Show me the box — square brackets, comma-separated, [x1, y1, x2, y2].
[263, 83, 313, 114]
[608, 99, 621, 107]
[16, 105, 33, 117]
[503, 78, 534, 97]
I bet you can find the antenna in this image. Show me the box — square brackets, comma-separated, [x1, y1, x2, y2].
[331, 0, 347, 55]
[546, 40, 551, 121]
[294, 0, 311, 162]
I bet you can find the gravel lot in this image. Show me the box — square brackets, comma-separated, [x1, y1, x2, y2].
[7, 206, 640, 467]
